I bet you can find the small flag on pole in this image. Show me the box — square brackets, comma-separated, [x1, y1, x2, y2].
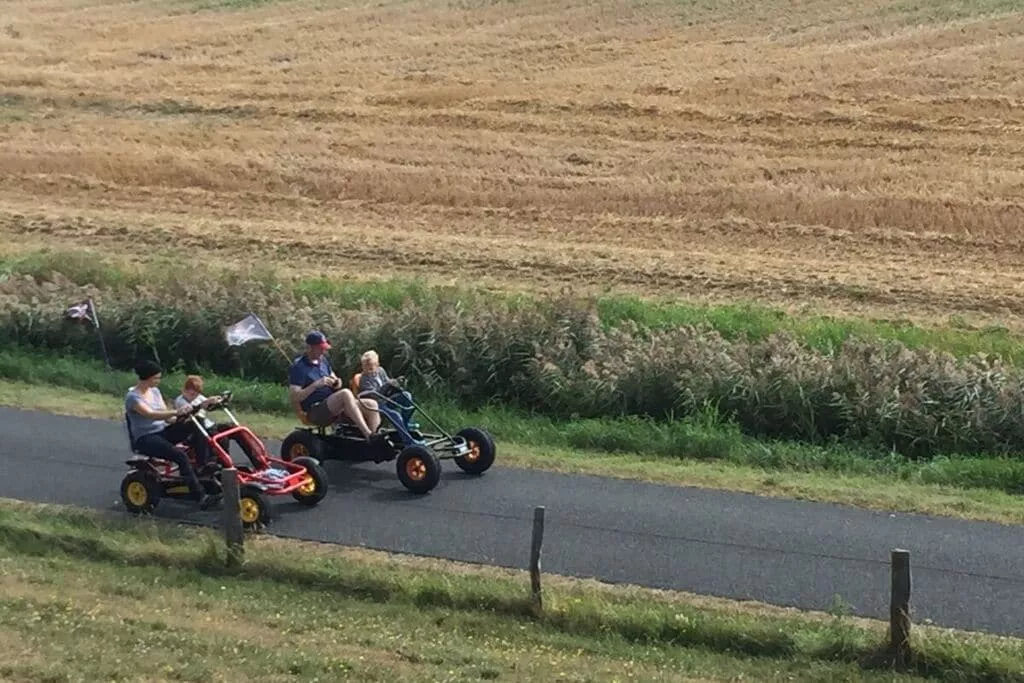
[65, 299, 97, 327]
[64, 297, 110, 368]
[224, 313, 275, 347]
[224, 313, 293, 364]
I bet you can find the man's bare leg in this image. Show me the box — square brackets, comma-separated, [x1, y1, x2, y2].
[360, 398, 381, 432]
[325, 389, 374, 438]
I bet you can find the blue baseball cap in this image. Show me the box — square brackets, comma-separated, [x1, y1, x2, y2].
[305, 330, 331, 349]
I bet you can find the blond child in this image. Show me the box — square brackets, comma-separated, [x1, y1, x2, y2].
[358, 350, 416, 429]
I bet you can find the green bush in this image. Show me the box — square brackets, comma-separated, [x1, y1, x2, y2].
[5, 261, 1024, 460]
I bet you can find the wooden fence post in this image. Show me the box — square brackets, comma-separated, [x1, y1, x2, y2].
[530, 505, 545, 617]
[221, 468, 244, 569]
[890, 548, 911, 666]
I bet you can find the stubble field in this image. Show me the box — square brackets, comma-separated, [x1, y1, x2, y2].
[1, 0, 1023, 328]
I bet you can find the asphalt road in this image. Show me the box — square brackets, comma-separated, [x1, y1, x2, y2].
[2, 406, 1023, 637]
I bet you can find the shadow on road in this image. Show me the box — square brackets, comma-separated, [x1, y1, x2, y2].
[320, 460, 395, 492]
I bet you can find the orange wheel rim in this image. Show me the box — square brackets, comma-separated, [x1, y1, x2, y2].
[405, 457, 427, 481]
[465, 441, 480, 462]
[290, 443, 309, 459]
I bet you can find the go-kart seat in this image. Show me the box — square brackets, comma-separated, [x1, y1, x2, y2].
[293, 404, 315, 426]
[125, 412, 150, 456]
[293, 398, 355, 429]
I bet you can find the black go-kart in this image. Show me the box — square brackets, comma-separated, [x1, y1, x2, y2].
[280, 375, 495, 494]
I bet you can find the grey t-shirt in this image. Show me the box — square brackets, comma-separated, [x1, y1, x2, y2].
[358, 367, 390, 394]
[125, 387, 168, 442]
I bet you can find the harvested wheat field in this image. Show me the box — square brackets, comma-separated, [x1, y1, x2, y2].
[1, 0, 1022, 326]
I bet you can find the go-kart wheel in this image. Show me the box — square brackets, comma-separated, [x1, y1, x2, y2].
[454, 427, 496, 475]
[121, 470, 160, 514]
[396, 445, 441, 495]
[281, 430, 317, 462]
[291, 456, 329, 506]
[238, 484, 271, 529]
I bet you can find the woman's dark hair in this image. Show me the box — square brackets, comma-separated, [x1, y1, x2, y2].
[134, 359, 163, 380]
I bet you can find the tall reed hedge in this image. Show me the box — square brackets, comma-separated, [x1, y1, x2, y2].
[3, 268, 1024, 459]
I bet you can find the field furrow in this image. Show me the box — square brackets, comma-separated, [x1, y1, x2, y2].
[1, 0, 1022, 328]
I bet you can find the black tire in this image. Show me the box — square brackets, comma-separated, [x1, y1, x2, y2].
[396, 444, 441, 494]
[454, 427, 496, 475]
[281, 430, 317, 462]
[291, 456, 330, 506]
[238, 484, 272, 529]
[121, 470, 160, 514]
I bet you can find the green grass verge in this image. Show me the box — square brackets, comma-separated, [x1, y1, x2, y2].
[4, 247, 1024, 363]
[1, 498, 1022, 682]
[3, 347, 1024, 524]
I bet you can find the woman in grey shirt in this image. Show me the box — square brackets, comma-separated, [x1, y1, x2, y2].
[125, 360, 216, 510]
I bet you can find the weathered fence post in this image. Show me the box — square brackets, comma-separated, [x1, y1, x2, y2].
[222, 468, 244, 569]
[530, 505, 545, 617]
[890, 548, 911, 666]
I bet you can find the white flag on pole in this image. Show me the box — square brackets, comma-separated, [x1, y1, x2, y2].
[224, 313, 275, 347]
[64, 299, 96, 327]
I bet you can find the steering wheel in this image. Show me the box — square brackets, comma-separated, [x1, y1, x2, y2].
[206, 390, 232, 410]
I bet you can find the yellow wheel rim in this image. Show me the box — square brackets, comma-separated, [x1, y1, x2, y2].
[239, 497, 261, 524]
[289, 443, 309, 459]
[405, 457, 427, 481]
[126, 481, 148, 506]
[298, 476, 316, 496]
[465, 441, 481, 462]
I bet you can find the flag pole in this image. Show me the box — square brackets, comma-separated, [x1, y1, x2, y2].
[250, 313, 291, 364]
[270, 338, 292, 364]
[88, 297, 112, 370]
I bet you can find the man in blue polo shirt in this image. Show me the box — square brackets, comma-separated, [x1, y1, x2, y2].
[288, 331, 381, 439]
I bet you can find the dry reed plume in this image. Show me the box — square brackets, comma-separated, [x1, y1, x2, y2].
[6, 266, 1024, 459]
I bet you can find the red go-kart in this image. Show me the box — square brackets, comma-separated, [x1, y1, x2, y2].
[120, 390, 329, 528]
